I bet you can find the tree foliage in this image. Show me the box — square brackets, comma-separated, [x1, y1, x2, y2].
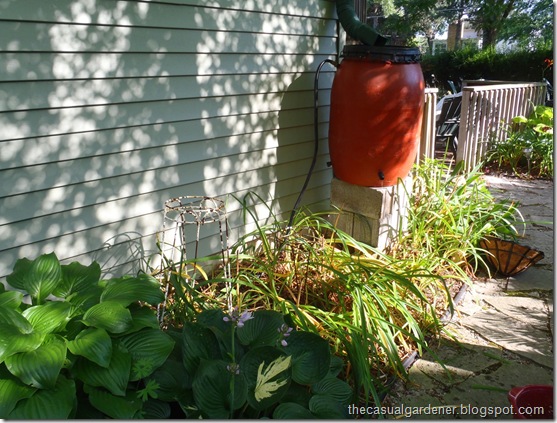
[377, 0, 552, 51]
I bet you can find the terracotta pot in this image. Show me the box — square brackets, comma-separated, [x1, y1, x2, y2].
[328, 45, 425, 187]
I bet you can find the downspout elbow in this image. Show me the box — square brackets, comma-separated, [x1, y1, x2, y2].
[336, 0, 387, 46]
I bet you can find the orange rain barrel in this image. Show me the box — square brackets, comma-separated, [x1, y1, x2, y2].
[328, 45, 425, 187]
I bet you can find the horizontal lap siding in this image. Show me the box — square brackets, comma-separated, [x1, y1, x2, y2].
[0, 0, 338, 278]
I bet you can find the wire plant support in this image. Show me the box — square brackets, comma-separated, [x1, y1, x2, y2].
[157, 196, 231, 324]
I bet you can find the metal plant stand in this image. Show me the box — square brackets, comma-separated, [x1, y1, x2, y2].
[158, 196, 231, 323]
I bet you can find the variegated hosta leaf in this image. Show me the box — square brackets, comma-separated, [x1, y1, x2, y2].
[254, 355, 291, 402]
[240, 346, 292, 411]
[5, 336, 67, 389]
[82, 301, 133, 334]
[22, 301, 73, 334]
[67, 328, 112, 368]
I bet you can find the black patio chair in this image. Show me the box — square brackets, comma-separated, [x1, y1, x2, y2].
[435, 94, 462, 156]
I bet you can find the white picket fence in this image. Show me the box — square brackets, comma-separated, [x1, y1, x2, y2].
[455, 82, 547, 171]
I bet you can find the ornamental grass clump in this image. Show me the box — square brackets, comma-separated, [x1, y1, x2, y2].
[389, 158, 523, 283]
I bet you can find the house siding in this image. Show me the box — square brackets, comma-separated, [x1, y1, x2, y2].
[0, 0, 338, 278]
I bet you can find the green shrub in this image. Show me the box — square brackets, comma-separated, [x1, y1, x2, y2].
[0, 253, 174, 419]
[485, 105, 553, 179]
[422, 47, 553, 93]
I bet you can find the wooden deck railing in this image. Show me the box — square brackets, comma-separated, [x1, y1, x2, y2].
[416, 87, 438, 164]
[455, 82, 547, 171]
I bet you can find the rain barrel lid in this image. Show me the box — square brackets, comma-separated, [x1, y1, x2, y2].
[341, 44, 422, 63]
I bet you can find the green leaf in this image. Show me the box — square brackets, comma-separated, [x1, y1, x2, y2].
[7, 374, 76, 419]
[119, 328, 175, 380]
[25, 253, 62, 304]
[5, 336, 67, 389]
[100, 274, 165, 306]
[192, 359, 247, 419]
[5, 257, 33, 290]
[55, 260, 101, 298]
[236, 310, 284, 347]
[73, 342, 131, 396]
[148, 358, 192, 401]
[0, 290, 24, 309]
[311, 376, 353, 404]
[82, 301, 133, 333]
[141, 399, 171, 419]
[181, 322, 221, 375]
[0, 327, 45, 363]
[283, 331, 330, 385]
[85, 385, 142, 419]
[309, 394, 349, 419]
[125, 304, 161, 333]
[0, 306, 34, 334]
[240, 346, 291, 411]
[67, 328, 112, 367]
[272, 402, 315, 419]
[0, 378, 36, 418]
[22, 301, 73, 333]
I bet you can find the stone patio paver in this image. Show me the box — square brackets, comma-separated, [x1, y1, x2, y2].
[384, 175, 554, 419]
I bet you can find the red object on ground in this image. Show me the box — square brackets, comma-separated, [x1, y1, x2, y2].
[508, 385, 553, 419]
[328, 45, 425, 187]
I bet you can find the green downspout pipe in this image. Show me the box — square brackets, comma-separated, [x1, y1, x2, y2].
[336, 0, 387, 46]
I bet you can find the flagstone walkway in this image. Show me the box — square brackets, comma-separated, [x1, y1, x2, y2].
[383, 175, 554, 419]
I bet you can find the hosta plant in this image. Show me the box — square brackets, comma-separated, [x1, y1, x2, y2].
[147, 308, 354, 419]
[0, 252, 175, 419]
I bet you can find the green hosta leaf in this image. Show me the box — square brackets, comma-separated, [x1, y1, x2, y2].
[22, 301, 73, 333]
[67, 328, 112, 367]
[240, 346, 291, 411]
[82, 301, 133, 333]
[181, 322, 221, 375]
[0, 378, 36, 418]
[0, 290, 24, 309]
[25, 253, 62, 304]
[311, 376, 353, 404]
[192, 359, 247, 419]
[5, 257, 33, 290]
[100, 274, 164, 306]
[5, 336, 67, 389]
[236, 310, 284, 347]
[141, 399, 171, 419]
[272, 402, 315, 419]
[66, 284, 103, 311]
[283, 331, 330, 385]
[73, 343, 131, 396]
[0, 306, 34, 334]
[7, 374, 75, 419]
[119, 328, 175, 380]
[124, 304, 160, 334]
[148, 358, 192, 401]
[85, 385, 142, 419]
[309, 394, 349, 419]
[55, 261, 101, 298]
[0, 327, 45, 363]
